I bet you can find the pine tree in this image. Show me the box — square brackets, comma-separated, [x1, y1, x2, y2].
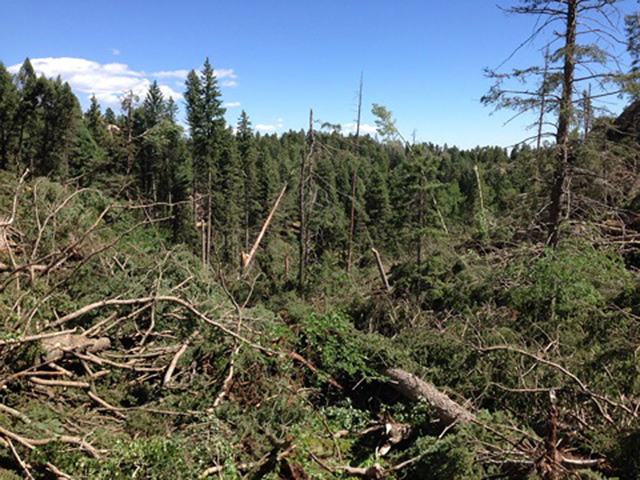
[143, 81, 165, 128]
[236, 110, 260, 251]
[184, 58, 228, 266]
[0, 63, 19, 170]
[14, 58, 41, 173]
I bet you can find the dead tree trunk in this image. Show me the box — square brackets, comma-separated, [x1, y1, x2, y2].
[347, 74, 363, 272]
[347, 167, 357, 272]
[371, 248, 390, 293]
[242, 184, 286, 271]
[548, 0, 577, 247]
[384, 368, 474, 426]
[298, 109, 315, 290]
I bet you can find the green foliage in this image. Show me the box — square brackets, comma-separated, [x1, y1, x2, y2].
[61, 437, 195, 480]
[402, 426, 482, 480]
[508, 241, 630, 324]
[298, 311, 374, 383]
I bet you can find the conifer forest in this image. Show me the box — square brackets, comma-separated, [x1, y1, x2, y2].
[3, 1, 640, 478]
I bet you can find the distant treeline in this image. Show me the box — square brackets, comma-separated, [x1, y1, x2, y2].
[1, 58, 633, 283]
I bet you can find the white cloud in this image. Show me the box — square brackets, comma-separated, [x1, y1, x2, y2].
[221, 80, 237, 88]
[110, 48, 121, 56]
[7, 57, 220, 108]
[213, 68, 236, 80]
[153, 69, 190, 79]
[255, 124, 278, 132]
[159, 85, 183, 102]
[224, 101, 241, 108]
[341, 122, 377, 135]
[256, 118, 284, 132]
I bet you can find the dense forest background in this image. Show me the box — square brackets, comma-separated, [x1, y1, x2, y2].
[2, 1, 640, 478]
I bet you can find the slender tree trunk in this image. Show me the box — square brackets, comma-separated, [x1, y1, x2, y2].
[206, 170, 213, 267]
[417, 176, 424, 266]
[347, 74, 363, 272]
[242, 184, 286, 272]
[474, 163, 486, 234]
[548, 0, 577, 247]
[583, 85, 592, 141]
[298, 129, 307, 290]
[536, 47, 550, 154]
[355, 72, 363, 140]
[346, 167, 357, 272]
[298, 109, 315, 290]
[372, 248, 391, 293]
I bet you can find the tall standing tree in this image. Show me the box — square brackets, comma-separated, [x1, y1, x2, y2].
[184, 58, 227, 267]
[483, 0, 625, 246]
[143, 81, 166, 128]
[0, 63, 19, 170]
[236, 110, 260, 251]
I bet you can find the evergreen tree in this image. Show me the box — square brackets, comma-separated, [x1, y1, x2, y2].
[184, 58, 228, 265]
[14, 58, 41, 173]
[0, 63, 19, 170]
[236, 110, 260, 250]
[143, 80, 165, 128]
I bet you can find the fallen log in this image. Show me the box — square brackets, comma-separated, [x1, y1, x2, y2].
[384, 368, 474, 426]
[41, 333, 111, 363]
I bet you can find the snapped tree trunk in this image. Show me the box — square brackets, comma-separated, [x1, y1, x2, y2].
[242, 184, 286, 271]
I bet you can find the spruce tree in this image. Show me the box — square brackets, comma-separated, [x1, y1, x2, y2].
[0, 63, 19, 170]
[236, 110, 260, 250]
[184, 58, 228, 266]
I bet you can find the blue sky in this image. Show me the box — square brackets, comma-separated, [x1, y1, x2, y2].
[1, 0, 637, 149]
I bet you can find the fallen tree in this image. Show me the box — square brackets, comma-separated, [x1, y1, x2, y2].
[384, 368, 475, 425]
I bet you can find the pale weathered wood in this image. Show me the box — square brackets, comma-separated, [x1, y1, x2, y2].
[242, 184, 287, 271]
[384, 368, 474, 425]
[371, 248, 390, 293]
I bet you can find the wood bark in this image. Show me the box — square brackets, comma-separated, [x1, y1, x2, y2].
[242, 184, 286, 271]
[371, 248, 390, 293]
[384, 368, 474, 426]
[41, 334, 110, 363]
[298, 109, 315, 289]
[548, 0, 577, 247]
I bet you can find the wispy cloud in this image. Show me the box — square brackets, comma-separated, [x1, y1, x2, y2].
[152, 69, 190, 79]
[223, 101, 241, 108]
[214, 68, 236, 80]
[256, 118, 284, 132]
[7, 57, 235, 108]
[110, 48, 121, 56]
[221, 80, 237, 88]
[341, 122, 377, 135]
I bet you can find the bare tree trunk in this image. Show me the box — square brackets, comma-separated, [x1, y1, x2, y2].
[347, 167, 357, 272]
[355, 72, 363, 140]
[372, 248, 390, 293]
[298, 109, 315, 290]
[474, 163, 486, 234]
[548, 0, 577, 247]
[347, 74, 363, 273]
[384, 368, 474, 426]
[206, 170, 213, 267]
[242, 184, 286, 271]
[583, 85, 592, 141]
[536, 47, 550, 154]
[417, 176, 424, 266]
